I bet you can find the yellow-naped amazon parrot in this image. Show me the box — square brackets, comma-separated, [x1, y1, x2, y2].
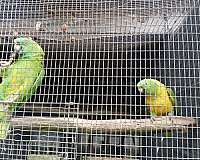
[137, 79, 176, 119]
[0, 37, 45, 139]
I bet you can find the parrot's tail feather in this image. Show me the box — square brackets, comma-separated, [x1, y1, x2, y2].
[0, 121, 9, 140]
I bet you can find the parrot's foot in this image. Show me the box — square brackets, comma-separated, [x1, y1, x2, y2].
[168, 112, 174, 123]
[150, 116, 157, 122]
[150, 118, 155, 123]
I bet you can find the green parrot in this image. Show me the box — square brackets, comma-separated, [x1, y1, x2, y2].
[137, 79, 177, 153]
[0, 37, 45, 139]
[137, 79, 176, 119]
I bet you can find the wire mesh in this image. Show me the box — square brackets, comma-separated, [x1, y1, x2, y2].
[0, 0, 199, 159]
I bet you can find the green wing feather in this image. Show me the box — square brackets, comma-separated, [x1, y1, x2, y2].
[166, 87, 179, 116]
[166, 88, 176, 106]
[20, 68, 45, 104]
[31, 69, 45, 95]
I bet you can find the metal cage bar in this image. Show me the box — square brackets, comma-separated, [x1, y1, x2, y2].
[0, 0, 199, 159]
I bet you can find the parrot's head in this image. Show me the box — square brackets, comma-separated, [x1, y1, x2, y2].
[14, 37, 32, 54]
[14, 37, 44, 58]
[137, 79, 163, 96]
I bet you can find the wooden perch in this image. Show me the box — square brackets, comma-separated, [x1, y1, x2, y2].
[11, 116, 196, 133]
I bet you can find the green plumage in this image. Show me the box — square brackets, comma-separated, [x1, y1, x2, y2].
[0, 37, 45, 139]
[166, 87, 177, 107]
[137, 79, 176, 117]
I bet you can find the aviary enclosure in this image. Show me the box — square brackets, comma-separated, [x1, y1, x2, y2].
[0, 0, 199, 159]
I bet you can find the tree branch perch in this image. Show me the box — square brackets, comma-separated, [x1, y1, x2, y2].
[11, 116, 196, 133]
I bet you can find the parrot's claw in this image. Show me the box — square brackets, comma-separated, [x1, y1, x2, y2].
[150, 115, 157, 122]
[168, 112, 174, 123]
[169, 117, 173, 123]
[150, 118, 155, 123]
[150, 117, 155, 123]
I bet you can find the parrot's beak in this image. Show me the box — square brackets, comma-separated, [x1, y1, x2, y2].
[14, 44, 21, 54]
[138, 87, 144, 93]
[14, 39, 22, 54]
